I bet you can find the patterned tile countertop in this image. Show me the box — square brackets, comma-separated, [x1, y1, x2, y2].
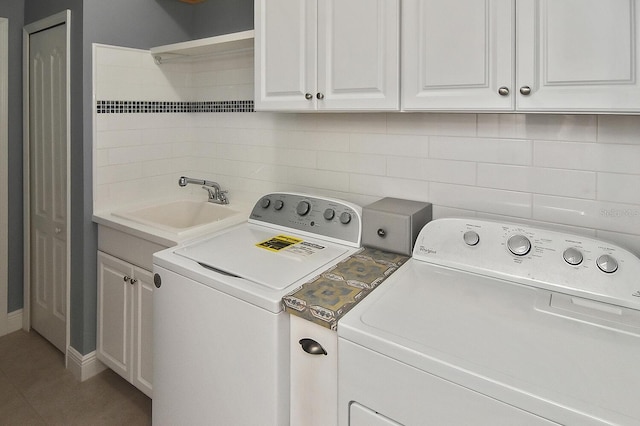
[282, 247, 410, 331]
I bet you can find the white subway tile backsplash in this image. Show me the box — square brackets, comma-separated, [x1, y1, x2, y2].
[93, 43, 640, 255]
[430, 136, 532, 165]
[430, 183, 532, 218]
[387, 157, 476, 185]
[387, 113, 477, 136]
[349, 133, 429, 157]
[597, 115, 640, 144]
[96, 129, 142, 149]
[318, 152, 385, 175]
[477, 164, 596, 199]
[349, 174, 429, 200]
[534, 140, 640, 174]
[597, 173, 640, 205]
[533, 195, 640, 236]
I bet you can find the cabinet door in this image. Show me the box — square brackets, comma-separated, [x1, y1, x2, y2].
[402, 0, 514, 111]
[97, 251, 131, 380]
[254, 0, 317, 111]
[317, 0, 399, 110]
[517, 0, 640, 112]
[132, 266, 153, 398]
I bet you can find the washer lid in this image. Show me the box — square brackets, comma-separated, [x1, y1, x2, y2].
[174, 224, 349, 290]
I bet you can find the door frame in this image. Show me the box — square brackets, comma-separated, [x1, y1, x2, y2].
[0, 17, 8, 337]
[22, 10, 71, 359]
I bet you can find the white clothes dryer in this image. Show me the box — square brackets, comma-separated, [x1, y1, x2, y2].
[152, 193, 361, 426]
[338, 218, 640, 426]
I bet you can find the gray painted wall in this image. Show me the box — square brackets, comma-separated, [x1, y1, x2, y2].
[14, 0, 253, 355]
[1, 0, 25, 313]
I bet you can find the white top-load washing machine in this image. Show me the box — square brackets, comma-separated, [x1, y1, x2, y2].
[338, 218, 640, 426]
[152, 192, 361, 426]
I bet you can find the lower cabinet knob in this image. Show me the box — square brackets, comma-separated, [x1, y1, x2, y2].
[377, 228, 386, 238]
[316, 92, 325, 100]
[154, 273, 162, 288]
[305, 93, 313, 100]
[498, 86, 510, 96]
[123, 276, 131, 282]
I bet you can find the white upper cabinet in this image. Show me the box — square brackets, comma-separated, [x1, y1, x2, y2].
[402, 0, 515, 111]
[403, 0, 640, 113]
[517, 0, 640, 113]
[255, 0, 399, 111]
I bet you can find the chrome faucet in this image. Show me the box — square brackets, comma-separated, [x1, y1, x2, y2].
[178, 176, 229, 205]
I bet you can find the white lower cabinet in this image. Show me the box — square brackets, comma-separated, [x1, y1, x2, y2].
[290, 316, 338, 426]
[97, 251, 153, 398]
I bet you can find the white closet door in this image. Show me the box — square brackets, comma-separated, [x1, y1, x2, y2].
[29, 23, 67, 353]
[517, 0, 640, 112]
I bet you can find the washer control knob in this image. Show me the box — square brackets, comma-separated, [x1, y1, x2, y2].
[463, 231, 480, 246]
[507, 234, 531, 256]
[563, 248, 583, 266]
[596, 254, 618, 274]
[323, 208, 335, 220]
[296, 201, 311, 216]
[339, 212, 352, 224]
[260, 197, 271, 209]
[274, 200, 284, 210]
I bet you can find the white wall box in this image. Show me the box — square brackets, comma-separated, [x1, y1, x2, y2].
[96, 226, 164, 398]
[255, 0, 400, 111]
[403, 0, 640, 113]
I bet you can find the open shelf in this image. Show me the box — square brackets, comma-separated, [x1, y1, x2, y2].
[150, 29, 254, 63]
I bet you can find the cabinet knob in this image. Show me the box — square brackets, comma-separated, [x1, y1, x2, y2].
[316, 92, 324, 100]
[130, 278, 138, 285]
[123, 275, 131, 282]
[498, 86, 510, 96]
[305, 93, 313, 100]
[520, 86, 532, 96]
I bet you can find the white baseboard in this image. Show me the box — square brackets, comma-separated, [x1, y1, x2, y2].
[7, 309, 23, 333]
[67, 346, 108, 382]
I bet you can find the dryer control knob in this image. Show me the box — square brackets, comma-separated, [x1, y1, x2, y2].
[296, 201, 310, 216]
[339, 212, 352, 224]
[563, 248, 583, 266]
[274, 200, 284, 210]
[260, 198, 271, 209]
[596, 254, 618, 274]
[463, 231, 480, 246]
[323, 208, 335, 220]
[507, 234, 531, 256]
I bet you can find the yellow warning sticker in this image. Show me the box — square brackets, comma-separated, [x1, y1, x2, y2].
[256, 235, 303, 252]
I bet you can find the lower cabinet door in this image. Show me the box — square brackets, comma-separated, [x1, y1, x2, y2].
[132, 266, 153, 398]
[97, 251, 132, 380]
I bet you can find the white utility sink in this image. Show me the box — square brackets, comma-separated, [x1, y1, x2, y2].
[113, 200, 242, 234]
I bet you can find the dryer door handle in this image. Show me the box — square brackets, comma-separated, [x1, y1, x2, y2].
[299, 338, 327, 355]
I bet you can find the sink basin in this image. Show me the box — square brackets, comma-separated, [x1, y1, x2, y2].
[113, 200, 241, 234]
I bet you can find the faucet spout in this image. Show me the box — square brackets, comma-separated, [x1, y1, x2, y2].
[178, 176, 229, 204]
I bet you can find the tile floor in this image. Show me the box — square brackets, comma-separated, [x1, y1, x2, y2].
[0, 330, 151, 425]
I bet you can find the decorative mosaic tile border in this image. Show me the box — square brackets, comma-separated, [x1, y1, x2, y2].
[96, 100, 254, 114]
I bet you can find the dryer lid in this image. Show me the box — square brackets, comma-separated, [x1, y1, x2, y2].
[174, 224, 350, 290]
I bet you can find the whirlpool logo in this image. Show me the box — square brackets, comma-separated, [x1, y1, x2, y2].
[419, 246, 437, 255]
